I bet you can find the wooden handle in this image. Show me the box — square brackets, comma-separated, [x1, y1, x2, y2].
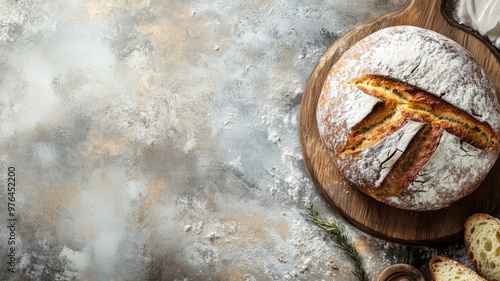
[405, 0, 444, 19]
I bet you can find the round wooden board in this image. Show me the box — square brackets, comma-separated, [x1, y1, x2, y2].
[299, 0, 500, 245]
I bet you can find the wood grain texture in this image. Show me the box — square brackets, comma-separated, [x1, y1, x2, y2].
[299, 0, 500, 245]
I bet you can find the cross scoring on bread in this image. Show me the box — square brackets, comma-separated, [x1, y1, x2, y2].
[344, 74, 499, 199]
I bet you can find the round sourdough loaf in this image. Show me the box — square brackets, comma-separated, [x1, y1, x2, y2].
[316, 25, 500, 211]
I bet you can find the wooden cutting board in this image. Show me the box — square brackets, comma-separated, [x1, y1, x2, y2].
[299, 0, 500, 245]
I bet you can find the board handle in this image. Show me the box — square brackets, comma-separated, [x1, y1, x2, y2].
[405, 0, 445, 18]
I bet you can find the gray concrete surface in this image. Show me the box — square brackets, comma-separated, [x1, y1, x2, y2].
[0, 0, 482, 280]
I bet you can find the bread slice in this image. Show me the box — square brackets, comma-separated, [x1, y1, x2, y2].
[465, 213, 500, 281]
[429, 256, 486, 281]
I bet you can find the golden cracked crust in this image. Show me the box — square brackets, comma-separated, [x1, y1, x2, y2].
[316, 26, 500, 211]
[346, 75, 499, 153]
[341, 75, 499, 199]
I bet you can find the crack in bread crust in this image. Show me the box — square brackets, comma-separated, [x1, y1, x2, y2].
[345, 74, 500, 199]
[373, 124, 442, 199]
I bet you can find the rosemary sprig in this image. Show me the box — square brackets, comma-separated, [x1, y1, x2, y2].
[307, 204, 368, 281]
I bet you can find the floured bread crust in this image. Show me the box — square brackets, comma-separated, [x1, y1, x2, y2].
[316, 25, 500, 211]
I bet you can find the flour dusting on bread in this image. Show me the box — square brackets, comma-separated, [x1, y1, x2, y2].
[317, 25, 500, 211]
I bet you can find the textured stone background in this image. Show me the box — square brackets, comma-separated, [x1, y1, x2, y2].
[0, 0, 484, 280]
